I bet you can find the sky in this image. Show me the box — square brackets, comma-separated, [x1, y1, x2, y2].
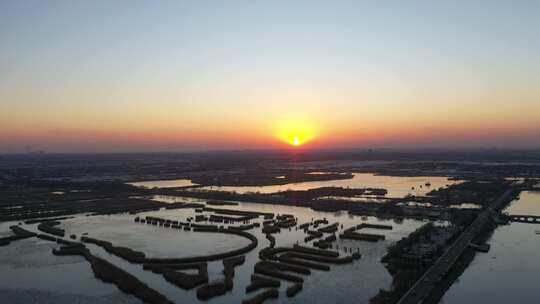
[1, 0, 539, 153]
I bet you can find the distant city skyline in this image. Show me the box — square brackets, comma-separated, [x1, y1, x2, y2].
[1, 1, 540, 153]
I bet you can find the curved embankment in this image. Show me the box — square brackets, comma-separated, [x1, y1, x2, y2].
[53, 245, 173, 304]
[81, 222, 257, 300]
[83, 227, 258, 264]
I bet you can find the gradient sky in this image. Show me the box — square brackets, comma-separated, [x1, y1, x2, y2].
[1, 1, 539, 152]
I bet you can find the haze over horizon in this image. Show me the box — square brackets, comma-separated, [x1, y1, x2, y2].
[1, 1, 540, 153]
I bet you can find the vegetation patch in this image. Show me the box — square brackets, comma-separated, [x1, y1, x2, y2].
[241, 288, 279, 304]
[254, 262, 304, 283]
[52, 245, 173, 304]
[196, 278, 232, 300]
[245, 275, 280, 293]
[206, 200, 239, 206]
[284, 252, 353, 264]
[276, 256, 330, 271]
[6, 225, 37, 242]
[37, 221, 65, 237]
[262, 225, 280, 234]
[81, 236, 146, 263]
[223, 255, 245, 278]
[286, 283, 303, 297]
[340, 232, 385, 242]
[163, 265, 209, 290]
[257, 261, 311, 275]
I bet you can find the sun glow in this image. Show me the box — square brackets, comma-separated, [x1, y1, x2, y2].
[274, 116, 317, 147]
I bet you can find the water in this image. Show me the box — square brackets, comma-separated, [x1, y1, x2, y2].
[198, 173, 459, 197]
[317, 195, 388, 203]
[128, 179, 196, 188]
[505, 191, 540, 216]
[2, 172, 466, 303]
[0, 221, 16, 237]
[110, 202, 425, 304]
[60, 213, 251, 258]
[2, 176, 535, 303]
[148, 195, 207, 204]
[2, 201, 426, 304]
[449, 203, 482, 209]
[135, 173, 460, 198]
[130, 194, 207, 204]
[441, 191, 540, 304]
[0, 238, 140, 304]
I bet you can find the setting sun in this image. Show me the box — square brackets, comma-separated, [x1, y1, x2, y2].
[273, 116, 317, 147]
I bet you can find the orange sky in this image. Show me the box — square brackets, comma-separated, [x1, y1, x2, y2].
[1, 2, 540, 152]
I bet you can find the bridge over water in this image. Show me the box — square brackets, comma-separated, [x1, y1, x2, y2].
[509, 215, 540, 224]
[396, 188, 516, 304]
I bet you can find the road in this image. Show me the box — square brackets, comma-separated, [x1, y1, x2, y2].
[396, 188, 514, 304]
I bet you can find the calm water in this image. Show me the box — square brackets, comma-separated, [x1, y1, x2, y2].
[148, 195, 207, 204]
[442, 191, 540, 304]
[128, 179, 196, 188]
[95, 202, 425, 304]
[60, 214, 251, 259]
[198, 173, 459, 197]
[504, 190, 540, 216]
[0, 221, 15, 238]
[1, 172, 468, 304]
[2, 201, 426, 304]
[0, 238, 140, 304]
[133, 173, 460, 198]
[3, 179, 536, 303]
